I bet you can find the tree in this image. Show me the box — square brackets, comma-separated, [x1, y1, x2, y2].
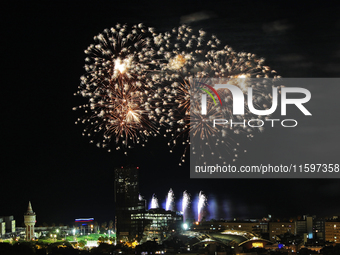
[108, 220, 114, 230]
[299, 248, 318, 255]
[101, 222, 107, 230]
[320, 244, 340, 255]
[78, 240, 86, 248]
[93, 221, 99, 233]
[98, 236, 104, 243]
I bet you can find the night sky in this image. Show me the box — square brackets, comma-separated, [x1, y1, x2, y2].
[1, 1, 340, 227]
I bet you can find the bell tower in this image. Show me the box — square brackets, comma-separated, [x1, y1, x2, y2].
[24, 201, 36, 241]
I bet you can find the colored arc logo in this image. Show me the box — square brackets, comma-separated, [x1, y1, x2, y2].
[198, 83, 223, 106]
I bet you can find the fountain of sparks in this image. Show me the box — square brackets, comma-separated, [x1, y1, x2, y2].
[166, 189, 175, 211]
[182, 191, 190, 223]
[150, 194, 159, 209]
[197, 191, 207, 222]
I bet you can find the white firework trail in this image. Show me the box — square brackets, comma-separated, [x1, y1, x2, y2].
[182, 190, 190, 223]
[165, 188, 175, 211]
[198, 191, 207, 222]
[150, 194, 159, 209]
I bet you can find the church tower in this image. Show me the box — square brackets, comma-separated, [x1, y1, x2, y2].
[24, 201, 36, 241]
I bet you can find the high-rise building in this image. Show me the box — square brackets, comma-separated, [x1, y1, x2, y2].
[296, 215, 325, 243]
[0, 218, 6, 237]
[306, 216, 313, 239]
[4, 216, 16, 234]
[0, 216, 15, 237]
[114, 166, 145, 240]
[24, 201, 36, 241]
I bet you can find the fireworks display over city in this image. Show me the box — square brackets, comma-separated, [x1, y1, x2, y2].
[2, 0, 340, 225]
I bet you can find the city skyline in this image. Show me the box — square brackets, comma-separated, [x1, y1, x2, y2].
[2, 0, 340, 227]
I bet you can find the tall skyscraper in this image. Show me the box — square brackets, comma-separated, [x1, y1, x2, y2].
[24, 201, 36, 241]
[114, 166, 145, 240]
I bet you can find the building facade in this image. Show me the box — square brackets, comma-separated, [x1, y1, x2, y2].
[0, 218, 6, 237]
[296, 215, 325, 243]
[0, 216, 16, 238]
[114, 166, 145, 241]
[74, 218, 95, 234]
[325, 222, 340, 243]
[268, 221, 296, 240]
[192, 220, 267, 236]
[131, 208, 182, 243]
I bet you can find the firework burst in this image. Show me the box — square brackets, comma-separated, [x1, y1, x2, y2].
[151, 25, 223, 164]
[74, 24, 281, 163]
[74, 24, 164, 152]
[155, 26, 281, 164]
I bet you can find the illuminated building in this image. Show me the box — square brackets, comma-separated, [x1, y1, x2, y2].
[131, 208, 182, 242]
[0, 215, 16, 238]
[24, 201, 36, 241]
[296, 215, 325, 243]
[114, 166, 146, 240]
[306, 216, 313, 239]
[238, 239, 273, 250]
[268, 221, 296, 240]
[0, 218, 5, 237]
[325, 222, 340, 243]
[313, 219, 325, 242]
[74, 218, 95, 234]
[193, 221, 265, 236]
